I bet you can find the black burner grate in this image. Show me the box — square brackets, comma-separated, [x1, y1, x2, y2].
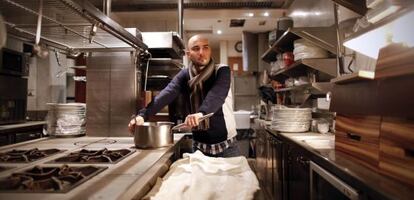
[52, 148, 134, 164]
[0, 148, 63, 163]
[0, 165, 106, 193]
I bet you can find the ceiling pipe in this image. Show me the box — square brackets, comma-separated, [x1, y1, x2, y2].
[178, 0, 183, 39]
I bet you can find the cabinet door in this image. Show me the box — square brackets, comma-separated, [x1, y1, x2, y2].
[255, 129, 266, 185]
[286, 144, 310, 200]
[272, 137, 284, 200]
[265, 135, 274, 199]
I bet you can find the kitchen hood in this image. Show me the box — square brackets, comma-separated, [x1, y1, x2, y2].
[343, 2, 414, 59]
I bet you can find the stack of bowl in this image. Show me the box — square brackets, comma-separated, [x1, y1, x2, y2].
[46, 103, 86, 137]
[271, 107, 312, 132]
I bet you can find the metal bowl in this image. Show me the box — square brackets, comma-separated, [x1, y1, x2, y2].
[134, 122, 174, 149]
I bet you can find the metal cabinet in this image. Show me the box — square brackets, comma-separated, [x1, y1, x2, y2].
[255, 129, 284, 200]
[269, 134, 284, 200]
[285, 143, 310, 200]
[255, 129, 267, 194]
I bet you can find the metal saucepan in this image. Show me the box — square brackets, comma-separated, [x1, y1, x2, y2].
[134, 122, 174, 149]
[134, 113, 214, 148]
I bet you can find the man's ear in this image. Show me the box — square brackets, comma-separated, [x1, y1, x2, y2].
[185, 50, 190, 56]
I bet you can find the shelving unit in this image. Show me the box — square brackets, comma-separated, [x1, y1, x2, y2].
[262, 26, 338, 109]
[330, 70, 375, 84]
[275, 82, 332, 95]
[269, 58, 337, 81]
[262, 26, 338, 63]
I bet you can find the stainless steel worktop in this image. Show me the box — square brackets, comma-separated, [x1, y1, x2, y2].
[0, 134, 185, 200]
[255, 119, 414, 200]
[0, 121, 46, 133]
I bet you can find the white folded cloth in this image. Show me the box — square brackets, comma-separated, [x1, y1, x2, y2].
[144, 151, 259, 200]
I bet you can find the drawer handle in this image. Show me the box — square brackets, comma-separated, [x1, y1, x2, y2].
[346, 132, 361, 141]
[405, 149, 414, 158]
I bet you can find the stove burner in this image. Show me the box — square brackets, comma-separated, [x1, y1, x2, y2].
[0, 165, 106, 193]
[53, 148, 134, 164]
[0, 148, 63, 163]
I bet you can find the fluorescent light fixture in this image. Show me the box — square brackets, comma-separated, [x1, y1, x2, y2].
[247, 13, 254, 17]
[216, 30, 222, 34]
[263, 12, 269, 17]
[343, 9, 414, 59]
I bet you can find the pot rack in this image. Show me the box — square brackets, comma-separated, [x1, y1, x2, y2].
[0, 0, 148, 53]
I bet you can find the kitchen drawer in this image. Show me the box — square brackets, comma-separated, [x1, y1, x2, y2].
[335, 114, 381, 170]
[379, 117, 414, 186]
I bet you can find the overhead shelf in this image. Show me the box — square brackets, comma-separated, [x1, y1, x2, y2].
[146, 58, 183, 77]
[268, 58, 337, 81]
[142, 32, 185, 59]
[331, 70, 375, 84]
[330, 0, 367, 15]
[148, 58, 183, 69]
[262, 26, 338, 63]
[1, 0, 147, 51]
[275, 82, 333, 95]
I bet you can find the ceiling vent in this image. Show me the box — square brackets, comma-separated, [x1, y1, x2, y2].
[230, 19, 245, 27]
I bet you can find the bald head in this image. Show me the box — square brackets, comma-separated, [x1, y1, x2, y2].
[186, 35, 212, 66]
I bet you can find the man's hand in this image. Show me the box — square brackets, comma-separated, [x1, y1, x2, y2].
[184, 112, 204, 127]
[128, 115, 145, 134]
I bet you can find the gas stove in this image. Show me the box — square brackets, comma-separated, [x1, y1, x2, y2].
[0, 148, 63, 163]
[0, 135, 184, 199]
[0, 165, 106, 193]
[51, 148, 134, 164]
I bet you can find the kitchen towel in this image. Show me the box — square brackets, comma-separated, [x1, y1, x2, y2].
[143, 151, 259, 200]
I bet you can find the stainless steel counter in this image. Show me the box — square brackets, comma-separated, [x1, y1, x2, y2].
[254, 119, 414, 200]
[0, 134, 185, 200]
[0, 121, 46, 134]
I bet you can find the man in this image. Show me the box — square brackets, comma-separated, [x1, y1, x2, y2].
[128, 34, 240, 158]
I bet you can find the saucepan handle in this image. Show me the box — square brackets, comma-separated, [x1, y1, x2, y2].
[171, 113, 214, 131]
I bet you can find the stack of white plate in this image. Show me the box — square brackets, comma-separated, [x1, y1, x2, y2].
[293, 39, 329, 61]
[46, 103, 86, 137]
[271, 107, 311, 132]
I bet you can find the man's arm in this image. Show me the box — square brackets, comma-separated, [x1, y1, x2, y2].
[198, 66, 231, 114]
[137, 68, 188, 120]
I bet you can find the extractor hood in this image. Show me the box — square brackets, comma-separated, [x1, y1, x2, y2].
[343, 2, 414, 59]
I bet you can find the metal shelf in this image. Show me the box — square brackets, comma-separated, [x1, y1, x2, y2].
[268, 58, 337, 82]
[330, 0, 367, 15]
[142, 32, 185, 59]
[1, 0, 147, 52]
[261, 26, 338, 63]
[275, 82, 333, 95]
[331, 70, 375, 84]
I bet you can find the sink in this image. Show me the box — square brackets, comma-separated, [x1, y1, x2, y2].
[302, 139, 334, 149]
[287, 134, 334, 149]
[289, 135, 332, 141]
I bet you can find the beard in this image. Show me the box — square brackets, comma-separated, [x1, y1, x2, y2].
[192, 57, 210, 66]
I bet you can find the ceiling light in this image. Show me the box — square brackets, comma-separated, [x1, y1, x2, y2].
[263, 12, 269, 17]
[248, 13, 254, 17]
[216, 30, 222, 34]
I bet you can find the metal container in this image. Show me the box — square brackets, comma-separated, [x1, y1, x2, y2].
[134, 122, 174, 148]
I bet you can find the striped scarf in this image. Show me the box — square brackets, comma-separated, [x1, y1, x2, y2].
[188, 58, 215, 130]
